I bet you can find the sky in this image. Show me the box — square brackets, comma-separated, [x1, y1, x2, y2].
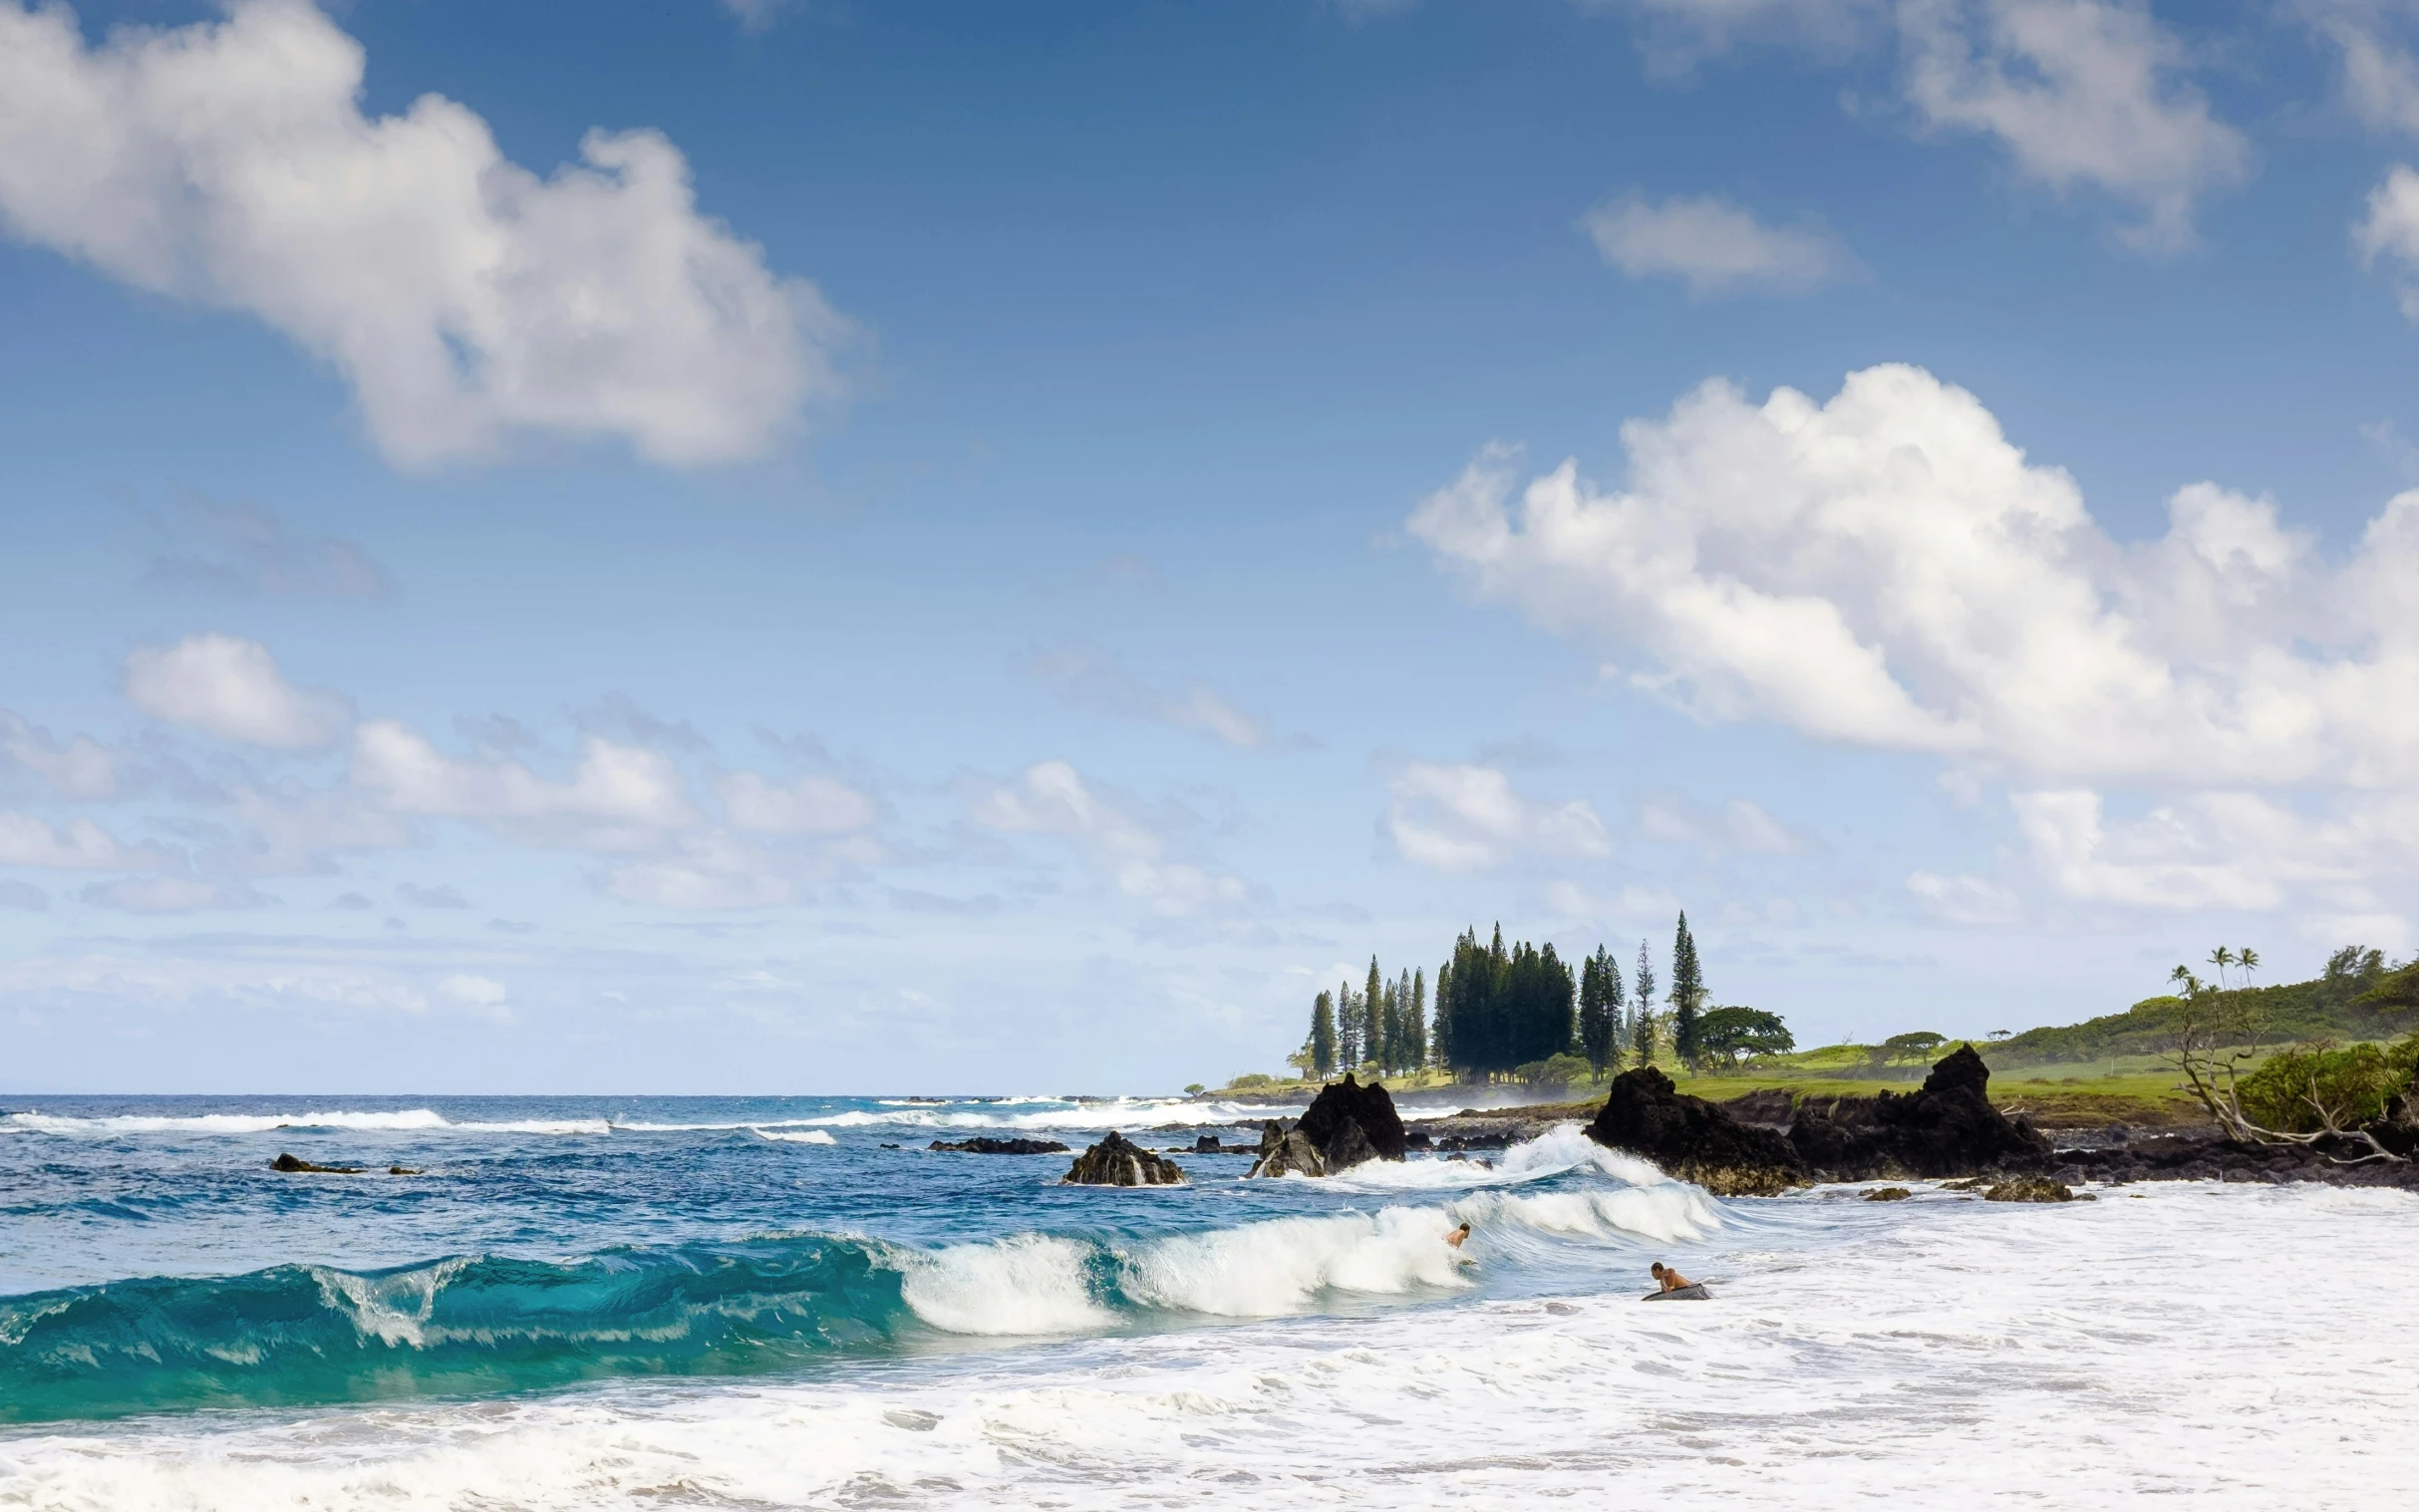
[5, 0, 2419, 1092]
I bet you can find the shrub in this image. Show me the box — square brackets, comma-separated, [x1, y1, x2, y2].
[1514, 1053, 1593, 1090]
[1225, 1072, 1275, 1090]
[2237, 1037, 2419, 1133]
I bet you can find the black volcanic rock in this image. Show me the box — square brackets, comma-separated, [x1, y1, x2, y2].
[1247, 1119, 1327, 1177]
[1246, 1074, 1407, 1177]
[1297, 1074, 1407, 1164]
[1584, 1067, 1808, 1196]
[930, 1136, 1070, 1154]
[1062, 1131, 1185, 1186]
[1788, 1046, 2050, 1180]
[269, 1152, 361, 1173]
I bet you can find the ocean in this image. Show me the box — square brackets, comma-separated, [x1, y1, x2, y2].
[0, 1093, 2412, 1509]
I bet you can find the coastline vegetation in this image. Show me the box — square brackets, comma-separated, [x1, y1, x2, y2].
[1219, 929, 2419, 1129]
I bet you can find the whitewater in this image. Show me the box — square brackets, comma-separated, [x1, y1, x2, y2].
[1, 1094, 2413, 1509]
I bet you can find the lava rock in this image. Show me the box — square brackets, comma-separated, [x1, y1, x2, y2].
[1247, 1120, 1328, 1178]
[1864, 1186, 1913, 1202]
[929, 1137, 1071, 1154]
[1787, 1047, 2051, 1180]
[1295, 1074, 1407, 1164]
[1984, 1174, 2078, 1202]
[269, 1152, 361, 1174]
[1248, 1074, 1408, 1177]
[1062, 1130, 1185, 1186]
[1584, 1066, 1808, 1196]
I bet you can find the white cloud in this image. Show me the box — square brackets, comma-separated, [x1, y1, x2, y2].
[1385, 762, 1612, 873]
[1411, 360, 2419, 938]
[1896, 0, 2249, 253]
[1637, 794, 1803, 855]
[1542, 878, 1685, 924]
[214, 784, 417, 874]
[1411, 364, 2419, 790]
[0, 712, 119, 798]
[603, 833, 798, 909]
[2309, 1, 2419, 136]
[0, 812, 167, 871]
[437, 973, 507, 1008]
[1907, 869, 2022, 924]
[2355, 163, 2419, 319]
[82, 876, 266, 913]
[718, 770, 876, 834]
[351, 720, 696, 843]
[0, 0, 843, 468]
[123, 634, 350, 749]
[0, 879, 45, 911]
[1164, 686, 1268, 749]
[973, 760, 1246, 915]
[1583, 193, 1858, 296]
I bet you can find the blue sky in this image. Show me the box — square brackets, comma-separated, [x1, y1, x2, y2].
[5, 0, 2419, 1092]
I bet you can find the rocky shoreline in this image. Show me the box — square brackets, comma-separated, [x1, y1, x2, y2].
[1212, 1049, 2419, 1193]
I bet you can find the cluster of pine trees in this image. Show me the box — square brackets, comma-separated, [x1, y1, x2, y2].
[1297, 911, 1729, 1083]
[1301, 958, 1429, 1079]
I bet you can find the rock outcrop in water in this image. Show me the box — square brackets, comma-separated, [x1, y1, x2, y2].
[270, 1153, 362, 1173]
[1786, 1046, 2051, 1180]
[1583, 1066, 1808, 1195]
[1062, 1131, 1185, 1186]
[1984, 1174, 2079, 1202]
[1246, 1074, 1407, 1177]
[929, 1137, 1069, 1154]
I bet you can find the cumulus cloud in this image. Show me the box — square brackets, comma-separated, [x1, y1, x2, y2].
[1412, 364, 2419, 789]
[0, 812, 168, 871]
[2355, 163, 2419, 318]
[1583, 193, 1859, 295]
[351, 720, 696, 843]
[1896, 0, 2249, 253]
[123, 634, 351, 749]
[1386, 762, 1612, 873]
[0, 712, 119, 798]
[0, 0, 844, 468]
[1413, 360, 2419, 936]
[718, 770, 877, 834]
[82, 876, 266, 913]
[973, 760, 1246, 915]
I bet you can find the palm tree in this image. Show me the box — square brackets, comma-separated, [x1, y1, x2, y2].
[2208, 946, 2235, 990]
[2170, 963, 2194, 994]
[2238, 947, 2259, 988]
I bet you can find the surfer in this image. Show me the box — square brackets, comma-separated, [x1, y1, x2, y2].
[1650, 1261, 1692, 1293]
[1445, 1221, 1471, 1249]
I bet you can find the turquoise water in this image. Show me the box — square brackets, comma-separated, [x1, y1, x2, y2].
[0, 1093, 1678, 1423]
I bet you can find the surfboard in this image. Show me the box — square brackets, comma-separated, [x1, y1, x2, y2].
[1641, 1284, 1709, 1300]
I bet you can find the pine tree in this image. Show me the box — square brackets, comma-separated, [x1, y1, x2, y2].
[1363, 957, 1384, 1072]
[1311, 991, 1337, 1077]
[1632, 941, 1658, 1066]
[1337, 980, 1360, 1071]
[1578, 943, 1621, 1077]
[1408, 967, 1428, 1071]
[1431, 959, 1454, 1072]
[1669, 911, 1704, 1070]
